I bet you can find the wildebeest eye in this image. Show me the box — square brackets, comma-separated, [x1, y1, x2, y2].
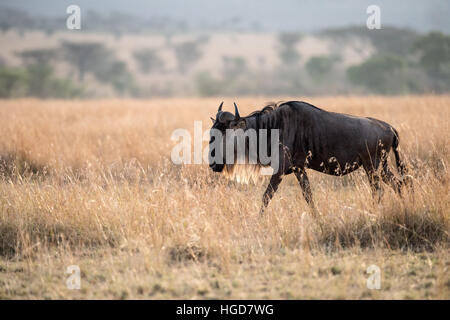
[231, 119, 246, 129]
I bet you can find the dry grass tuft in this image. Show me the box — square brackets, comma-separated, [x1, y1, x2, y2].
[318, 198, 448, 251]
[0, 151, 48, 179]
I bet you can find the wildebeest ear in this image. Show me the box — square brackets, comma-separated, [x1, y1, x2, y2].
[210, 117, 215, 124]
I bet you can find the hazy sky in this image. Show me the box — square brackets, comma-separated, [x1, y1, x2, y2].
[2, 0, 449, 32]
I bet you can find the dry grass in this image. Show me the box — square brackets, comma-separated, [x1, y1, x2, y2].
[0, 96, 448, 299]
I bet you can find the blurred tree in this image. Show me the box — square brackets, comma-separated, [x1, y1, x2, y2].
[412, 32, 450, 92]
[15, 48, 83, 98]
[0, 67, 28, 98]
[197, 34, 210, 45]
[61, 41, 112, 81]
[195, 71, 222, 96]
[17, 48, 58, 65]
[106, 61, 138, 96]
[222, 56, 247, 79]
[174, 41, 202, 72]
[320, 26, 419, 56]
[305, 55, 340, 82]
[48, 78, 84, 98]
[278, 32, 302, 67]
[347, 55, 408, 94]
[26, 63, 54, 97]
[413, 32, 450, 73]
[278, 32, 302, 47]
[61, 41, 137, 95]
[133, 48, 164, 74]
[0, 7, 35, 32]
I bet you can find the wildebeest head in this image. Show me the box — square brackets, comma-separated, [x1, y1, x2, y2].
[209, 102, 246, 173]
[208, 102, 278, 184]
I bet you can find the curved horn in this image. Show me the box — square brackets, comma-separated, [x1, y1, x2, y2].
[218, 101, 223, 112]
[234, 102, 240, 119]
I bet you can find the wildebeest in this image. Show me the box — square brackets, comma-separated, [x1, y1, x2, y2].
[209, 101, 410, 215]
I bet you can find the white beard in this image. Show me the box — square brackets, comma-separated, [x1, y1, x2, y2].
[223, 163, 262, 184]
[220, 141, 275, 184]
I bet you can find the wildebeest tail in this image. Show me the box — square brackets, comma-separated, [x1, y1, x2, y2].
[392, 128, 407, 177]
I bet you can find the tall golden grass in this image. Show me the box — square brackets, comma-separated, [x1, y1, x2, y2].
[0, 96, 448, 299]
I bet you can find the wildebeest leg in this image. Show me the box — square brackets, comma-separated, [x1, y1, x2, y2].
[260, 174, 283, 215]
[381, 157, 402, 195]
[293, 169, 314, 208]
[364, 168, 382, 202]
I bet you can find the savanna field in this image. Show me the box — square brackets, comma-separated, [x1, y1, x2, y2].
[0, 96, 448, 299]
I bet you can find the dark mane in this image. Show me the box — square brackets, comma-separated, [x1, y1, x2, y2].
[282, 100, 325, 112]
[245, 101, 282, 118]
